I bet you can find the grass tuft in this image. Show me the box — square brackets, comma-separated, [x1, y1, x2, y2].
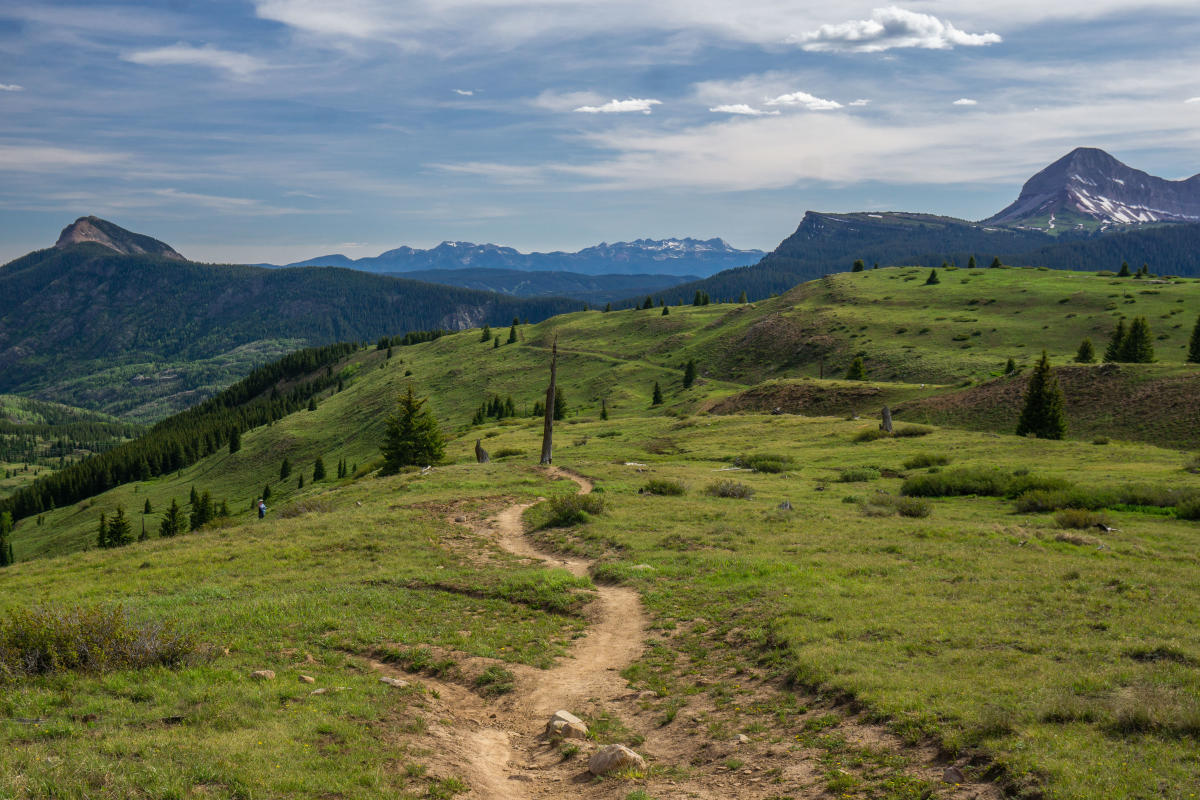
[704, 480, 755, 499]
[641, 478, 686, 496]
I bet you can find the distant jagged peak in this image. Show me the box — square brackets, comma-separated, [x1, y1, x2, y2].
[54, 216, 185, 260]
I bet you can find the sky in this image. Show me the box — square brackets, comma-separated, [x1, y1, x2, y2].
[1, 1, 1199, 265]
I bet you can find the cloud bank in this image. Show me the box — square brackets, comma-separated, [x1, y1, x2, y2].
[574, 98, 662, 114]
[793, 6, 1002, 53]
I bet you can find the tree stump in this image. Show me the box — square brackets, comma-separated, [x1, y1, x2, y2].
[880, 406, 894, 433]
[475, 439, 490, 463]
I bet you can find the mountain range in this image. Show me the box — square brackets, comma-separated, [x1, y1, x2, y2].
[266, 237, 763, 277]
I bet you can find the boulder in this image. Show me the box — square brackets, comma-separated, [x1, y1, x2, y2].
[380, 676, 409, 689]
[942, 765, 965, 784]
[299, 675, 316, 684]
[250, 670, 275, 681]
[545, 710, 588, 740]
[589, 744, 645, 775]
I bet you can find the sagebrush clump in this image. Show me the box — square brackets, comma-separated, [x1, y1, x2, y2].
[540, 494, 605, 527]
[705, 480, 755, 499]
[641, 479, 686, 496]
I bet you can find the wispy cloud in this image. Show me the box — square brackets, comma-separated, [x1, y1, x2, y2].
[792, 6, 1001, 53]
[0, 143, 127, 171]
[0, 84, 24, 92]
[848, 98, 870, 107]
[764, 91, 842, 111]
[709, 104, 779, 116]
[454, 89, 474, 96]
[124, 43, 266, 79]
[1187, 97, 1200, 104]
[574, 98, 661, 114]
[952, 98, 979, 106]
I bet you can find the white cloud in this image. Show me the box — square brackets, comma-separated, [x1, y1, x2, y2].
[574, 98, 662, 114]
[454, 89, 474, 96]
[0, 144, 126, 171]
[952, 98, 979, 105]
[533, 89, 606, 112]
[710, 104, 780, 116]
[1187, 97, 1200, 104]
[0, 84, 24, 92]
[848, 98, 870, 106]
[792, 6, 1001, 53]
[764, 91, 843, 111]
[123, 43, 266, 79]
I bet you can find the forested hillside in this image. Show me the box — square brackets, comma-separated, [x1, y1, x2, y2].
[0, 243, 583, 410]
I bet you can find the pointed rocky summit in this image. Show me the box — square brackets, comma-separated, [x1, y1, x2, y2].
[54, 216, 185, 260]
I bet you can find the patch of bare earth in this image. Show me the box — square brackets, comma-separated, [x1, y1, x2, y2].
[375, 467, 1005, 799]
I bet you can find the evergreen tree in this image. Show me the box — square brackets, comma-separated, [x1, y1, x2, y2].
[662, 305, 669, 316]
[1104, 319, 1127, 363]
[651, 382, 664, 406]
[603, 303, 612, 312]
[313, 457, 326, 481]
[1016, 351, 1067, 439]
[493, 336, 500, 348]
[1118, 317, 1154, 363]
[924, 268, 940, 285]
[189, 492, 213, 531]
[507, 322, 518, 344]
[968, 255, 977, 268]
[1188, 314, 1200, 364]
[307, 396, 317, 412]
[298, 475, 304, 489]
[480, 324, 492, 342]
[990, 256, 1002, 268]
[262, 483, 271, 502]
[852, 259, 865, 272]
[143, 498, 152, 514]
[97, 512, 109, 549]
[600, 398, 608, 421]
[108, 506, 133, 546]
[845, 357, 866, 380]
[553, 387, 566, 421]
[683, 359, 697, 389]
[1005, 357, 1017, 374]
[738, 291, 748, 303]
[381, 386, 446, 473]
[642, 296, 654, 310]
[0, 511, 12, 567]
[160, 498, 185, 537]
[189, 485, 199, 507]
[228, 427, 241, 454]
[280, 457, 292, 480]
[1118, 261, 1131, 277]
[1075, 338, 1096, 363]
[139, 519, 148, 542]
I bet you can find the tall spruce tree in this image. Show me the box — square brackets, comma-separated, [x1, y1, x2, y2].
[600, 398, 608, 420]
[1016, 351, 1067, 440]
[97, 513, 109, 549]
[1104, 319, 1127, 363]
[845, 357, 866, 380]
[313, 457, 326, 481]
[924, 268, 940, 285]
[662, 305, 669, 316]
[651, 382, 664, 406]
[683, 359, 697, 389]
[280, 457, 291, 480]
[507, 322, 518, 344]
[228, 427, 241, 454]
[1118, 317, 1154, 363]
[1188, 314, 1200, 364]
[1118, 261, 1131, 277]
[190, 492, 213, 531]
[108, 506, 133, 546]
[990, 256, 1002, 268]
[553, 387, 566, 421]
[0, 511, 12, 567]
[1075, 339, 1096, 363]
[381, 386, 446, 473]
[159, 499, 185, 537]
[143, 498, 152, 514]
[480, 324, 491, 342]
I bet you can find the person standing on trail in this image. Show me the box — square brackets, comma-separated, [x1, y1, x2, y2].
[257, 499, 267, 519]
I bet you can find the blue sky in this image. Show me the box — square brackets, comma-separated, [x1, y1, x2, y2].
[1, 1, 1198, 264]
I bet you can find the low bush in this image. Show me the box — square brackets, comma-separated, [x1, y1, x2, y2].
[474, 664, 515, 696]
[893, 425, 934, 438]
[1055, 509, 1109, 529]
[903, 453, 950, 469]
[1186, 454, 1200, 474]
[859, 494, 931, 518]
[894, 497, 932, 518]
[0, 605, 197, 682]
[1177, 496, 1200, 521]
[540, 494, 605, 527]
[733, 453, 794, 473]
[852, 428, 891, 443]
[641, 478, 686, 496]
[839, 467, 881, 482]
[901, 467, 1011, 498]
[491, 448, 524, 459]
[705, 480, 755, 499]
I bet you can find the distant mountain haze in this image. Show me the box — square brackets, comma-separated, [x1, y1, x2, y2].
[268, 237, 764, 277]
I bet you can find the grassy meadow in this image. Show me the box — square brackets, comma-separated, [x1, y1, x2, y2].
[3, 267, 1199, 798]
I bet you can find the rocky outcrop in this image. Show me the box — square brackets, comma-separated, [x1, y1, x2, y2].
[55, 216, 185, 260]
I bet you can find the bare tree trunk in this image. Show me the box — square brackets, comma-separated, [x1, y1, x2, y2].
[540, 338, 557, 465]
[880, 405, 893, 433]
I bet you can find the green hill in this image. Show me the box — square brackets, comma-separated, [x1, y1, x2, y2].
[3, 270, 1199, 799]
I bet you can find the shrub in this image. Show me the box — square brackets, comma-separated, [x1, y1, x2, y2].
[733, 453, 794, 473]
[0, 605, 197, 682]
[1185, 454, 1200, 474]
[705, 480, 755, 499]
[839, 467, 881, 482]
[1177, 496, 1200, 521]
[1055, 509, 1109, 529]
[852, 428, 891, 443]
[903, 453, 950, 469]
[861, 495, 932, 518]
[491, 448, 524, 459]
[642, 479, 686, 496]
[901, 467, 1012, 497]
[497, 570, 592, 615]
[474, 665, 515, 696]
[893, 424, 934, 438]
[540, 494, 605, 527]
[894, 497, 932, 518]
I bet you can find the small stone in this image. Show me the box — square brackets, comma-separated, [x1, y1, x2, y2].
[777, 500, 792, 511]
[299, 675, 316, 684]
[631, 564, 656, 571]
[250, 670, 275, 681]
[943, 766, 965, 784]
[380, 677, 408, 689]
[588, 744, 645, 775]
[310, 688, 329, 695]
[735, 734, 750, 744]
[454, 516, 466, 523]
[546, 710, 588, 740]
